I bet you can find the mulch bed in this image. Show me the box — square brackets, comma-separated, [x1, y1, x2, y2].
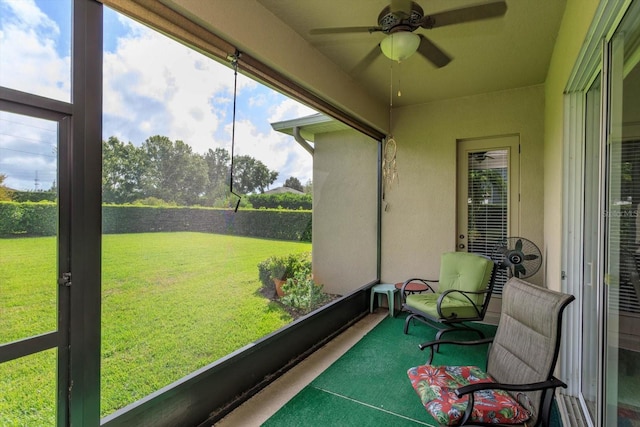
[259, 286, 340, 320]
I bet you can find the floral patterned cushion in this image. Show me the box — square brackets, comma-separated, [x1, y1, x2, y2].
[407, 365, 531, 425]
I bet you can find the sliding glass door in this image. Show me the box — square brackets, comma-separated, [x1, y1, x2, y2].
[581, 73, 601, 422]
[603, 6, 640, 425]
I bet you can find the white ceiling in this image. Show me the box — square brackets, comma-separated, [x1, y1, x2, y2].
[257, 0, 567, 107]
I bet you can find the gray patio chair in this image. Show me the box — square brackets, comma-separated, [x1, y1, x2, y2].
[407, 277, 575, 426]
[401, 251, 498, 341]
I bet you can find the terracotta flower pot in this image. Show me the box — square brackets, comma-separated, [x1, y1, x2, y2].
[274, 279, 286, 297]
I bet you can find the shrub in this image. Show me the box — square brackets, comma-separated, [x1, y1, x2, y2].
[257, 252, 311, 294]
[281, 267, 330, 314]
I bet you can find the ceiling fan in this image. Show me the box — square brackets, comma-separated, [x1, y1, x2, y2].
[309, 0, 507, 71]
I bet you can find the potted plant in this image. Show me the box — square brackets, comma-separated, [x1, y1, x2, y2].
[258, 253, 311, 298]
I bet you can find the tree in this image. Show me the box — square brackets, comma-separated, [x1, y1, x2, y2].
[0, 174, 13, 201]
[303, 179, 313, 194]
[284, 176, 303, 192]
[140, 135, 209, 205]
[102, 134, 279, 205]
[231, 155, 278, 194]
[102, 137, 147, 204]
[204, 147, 231, 185]
[202, 147, 232, 206]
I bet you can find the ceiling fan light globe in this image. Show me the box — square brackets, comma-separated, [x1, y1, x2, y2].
[380, 32, 420, 61]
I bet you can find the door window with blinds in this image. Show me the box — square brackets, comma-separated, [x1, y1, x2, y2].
[613, 140, 640, 319]
[457, 136, 519, 294]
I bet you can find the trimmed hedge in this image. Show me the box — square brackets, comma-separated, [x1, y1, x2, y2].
[248, 193, 312, 210]
[0, 201, 57, 236]
[103, 205, 312, 241]
[0, 202, 311, 242]
[12, 191, 57, 202]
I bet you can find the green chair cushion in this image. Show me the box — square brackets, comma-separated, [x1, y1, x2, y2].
[405, 293, 481, 320]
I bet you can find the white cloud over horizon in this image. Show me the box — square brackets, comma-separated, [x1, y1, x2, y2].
[0, 0, 70, 103]
[0, 0, 316, 191]
[102, 7, 316, 187]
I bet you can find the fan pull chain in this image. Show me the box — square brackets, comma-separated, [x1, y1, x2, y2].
[397, 61, 402, 97]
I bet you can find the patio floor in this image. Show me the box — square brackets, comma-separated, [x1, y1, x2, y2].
[214, 309, 567, 426]
[215, 311, 388, 426]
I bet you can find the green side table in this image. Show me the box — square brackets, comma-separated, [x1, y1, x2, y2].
[369, 283, 399, 318]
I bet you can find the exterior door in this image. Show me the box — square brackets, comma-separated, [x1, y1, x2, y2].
[457, 135, 519, 317]
[0, 106, 70, 425]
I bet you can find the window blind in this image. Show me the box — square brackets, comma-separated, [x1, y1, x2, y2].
[467, 149, 509, 294]
[611, 140, 640, 314]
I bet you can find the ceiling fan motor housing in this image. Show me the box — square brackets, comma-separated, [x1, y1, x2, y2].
[378, 2, 424, 33]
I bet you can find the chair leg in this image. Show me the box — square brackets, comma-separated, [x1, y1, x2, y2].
[539, 388, 556, 427]
[404, 314, 414, 334]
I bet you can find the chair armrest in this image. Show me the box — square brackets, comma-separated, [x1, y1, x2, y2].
[419, 337, 494, 364]
[454, 376, 568, 397]
[454, 377, 568, 425]
[436, 289, 489, 319]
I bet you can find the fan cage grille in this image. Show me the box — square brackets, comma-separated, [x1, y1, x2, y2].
[471, 237, 542, 295]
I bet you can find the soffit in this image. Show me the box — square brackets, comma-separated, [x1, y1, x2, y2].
[257, 0, 567, 107]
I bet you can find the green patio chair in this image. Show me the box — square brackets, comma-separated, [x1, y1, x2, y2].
[401, 251, 498, 341]
[408, 277, 575, 426]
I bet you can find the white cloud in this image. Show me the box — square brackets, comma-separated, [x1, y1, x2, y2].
[103, 17, 264, 156]
[2, 0, 58, 31]
[0, 0, 70, 102]
[268, 98, 317, 123]
[1, 2, 316, 190]
[102, 14, 315, 185]
[0, 111, 57, 190]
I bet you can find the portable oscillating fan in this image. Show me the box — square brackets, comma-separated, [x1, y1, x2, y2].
[491, 237, 542, 278]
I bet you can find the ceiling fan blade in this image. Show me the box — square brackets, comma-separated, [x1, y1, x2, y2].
[420, 1, 507, 29]
[416, 34, 451, 68]
[350, 44, 382, 76]
[310, 26, 383, 35]
[390, 0, 413, 18]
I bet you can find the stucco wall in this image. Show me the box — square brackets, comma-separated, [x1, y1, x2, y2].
[380, 85, 545, 285]
[543, 0, 600, 292]
[313, 130, 379, 295]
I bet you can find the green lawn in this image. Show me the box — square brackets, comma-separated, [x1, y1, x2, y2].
[0, 232, 312, 424]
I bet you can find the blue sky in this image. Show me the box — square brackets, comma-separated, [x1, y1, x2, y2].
[0, 0, 315, 191]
